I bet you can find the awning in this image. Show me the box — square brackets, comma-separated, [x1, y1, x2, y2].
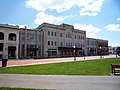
[58, 47, 82, 50]
[26, 48, 38, 51]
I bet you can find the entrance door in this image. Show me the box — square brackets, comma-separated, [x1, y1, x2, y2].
[8, 46, 16, 58]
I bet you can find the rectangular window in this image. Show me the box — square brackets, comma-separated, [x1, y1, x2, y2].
[48, 31, 50, 36]
[48, 41, 50, 45]
[75, 35, 76, 39]
[22, 33, 25, 40]
[51, 41, 53, 46]
[27, 33, 29, 40]
[54, 41, 57, 46]
[83, 36, 84, 40]
[51, 32, 53, 36]
[54, 32, 56, 36]
[60, 42, 62, 47]
[0, 43, 3, 51]
[60, 33, 62, 37]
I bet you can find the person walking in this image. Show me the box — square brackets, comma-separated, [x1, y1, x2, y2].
[2, 55, 8, 67]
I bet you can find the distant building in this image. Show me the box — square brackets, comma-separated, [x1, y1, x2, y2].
[87, 38, 97, 56]
[96, 39, 109, 55]
[109, 46, 117, 55]
[0, 24, 19, 59]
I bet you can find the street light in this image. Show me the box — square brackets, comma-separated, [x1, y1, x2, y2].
[99, 47, 102, 58]
[73, 45, 76, 61]
[116, 48, 118, 57]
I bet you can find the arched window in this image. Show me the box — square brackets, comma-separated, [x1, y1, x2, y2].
[9, 33, 16, 41]
[0, 32, 4, 40]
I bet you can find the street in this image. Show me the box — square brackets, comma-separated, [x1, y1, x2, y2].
[0, 74, 120, 90]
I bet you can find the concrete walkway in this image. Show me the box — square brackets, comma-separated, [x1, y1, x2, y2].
[0, 55, 116, 67]
[0, 74, 120, 90]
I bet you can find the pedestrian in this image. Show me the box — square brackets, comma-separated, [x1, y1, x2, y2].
[2, 55, 8, 67]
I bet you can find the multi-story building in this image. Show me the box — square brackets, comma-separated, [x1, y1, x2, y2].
[87, 38, 97, 56]
[19, 27, 42, 59]
[0, 23, 109, 59]
[0, 24, 19, 59]
[96, 39, 109, 55]
[37, 23, 87, 58]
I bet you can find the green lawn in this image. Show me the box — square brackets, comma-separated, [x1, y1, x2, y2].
[0, 57, 120, 75]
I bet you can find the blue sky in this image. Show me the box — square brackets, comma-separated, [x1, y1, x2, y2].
[0, 0, 120, 47]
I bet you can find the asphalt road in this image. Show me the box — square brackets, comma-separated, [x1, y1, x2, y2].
[0, 74, 120, 90]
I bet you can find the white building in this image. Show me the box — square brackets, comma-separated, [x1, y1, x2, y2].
[0, 24, 19, 59]
[37, 23, 87, 58]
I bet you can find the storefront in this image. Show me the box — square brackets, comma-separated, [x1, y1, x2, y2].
[58, 47, 83, 57]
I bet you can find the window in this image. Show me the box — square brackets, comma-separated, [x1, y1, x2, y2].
[75, 35, 76, 39]
[60, 33, 62, 37]
[9, 33, 16, 41]
[54, 41, 57, 46]
[22, 45, 24, 50]
[27, 44, 37, 48]
[51, 41, 53, 46]
[48, 31, 50, 36]
[22, 33, 25, 40]
[51, 32, 53, 36]
[60, 42, 62, 47]
[83, 36, 84, 40]
[66, 42, 68, 47]
[0, 43, 3, 51]
[27, 33, 29, 40]
[48, 41, 50, 45]
[54, 32, 56, 36]
[0, 32, 4, 40]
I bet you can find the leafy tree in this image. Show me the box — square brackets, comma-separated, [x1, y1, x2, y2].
[116, 47, 120, 56]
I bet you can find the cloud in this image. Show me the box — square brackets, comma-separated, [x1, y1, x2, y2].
[34, 12, 65, 25]
[74, 23, 101, 38]
[25, 0, 75, 13]
[79, 0, 104, 16]
[19, 24, 28, 28]
[109, 42, 120, 47]
[105, 24, 120, 32]
[8, 24, 28, 28]
[117, 18, 120, 21]
[25, 0, 104, 16]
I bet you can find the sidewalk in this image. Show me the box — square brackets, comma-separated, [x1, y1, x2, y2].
[0, 55, 116, 67]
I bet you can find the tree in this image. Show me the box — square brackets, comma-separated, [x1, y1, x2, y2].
[116, 47, 120, 56]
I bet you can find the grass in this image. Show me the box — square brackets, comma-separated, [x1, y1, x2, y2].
[0, 57, 120, 76]
[0, 87, 47, 90]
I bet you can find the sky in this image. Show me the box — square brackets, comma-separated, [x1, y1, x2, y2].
[0, 0, 120, 47]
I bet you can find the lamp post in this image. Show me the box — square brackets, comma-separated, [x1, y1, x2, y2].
[116, 48, 118, 57]
[89, 48, 91, 56]
[99, 47, 102, 58]
[73, 45, 76, 61]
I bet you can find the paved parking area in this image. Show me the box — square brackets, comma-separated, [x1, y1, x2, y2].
[0, 55, 116, 67]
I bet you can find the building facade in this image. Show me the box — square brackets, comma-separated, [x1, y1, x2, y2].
[0, 24, 19, 59]
[37, 23, 87, 58]
[19, 28, 42, 59]
[0, 23, 109, 59]
[87, 38, 97, 56]
[96, 39, 109, 55]
[108, 46, 117, 55]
